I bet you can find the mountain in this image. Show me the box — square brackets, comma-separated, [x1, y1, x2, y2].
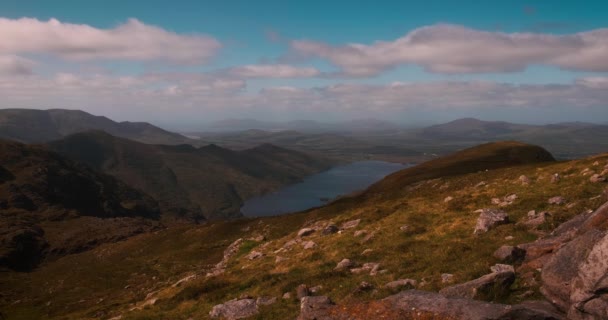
[8, 141, 608, 319]
[0, 108, 190, 144]
[205, 118, 401, 133]
[197, 129, 422, 163]
[420, 118, 535, 140]
[0, 139, 160, 271]
[48, 131, 337, 220]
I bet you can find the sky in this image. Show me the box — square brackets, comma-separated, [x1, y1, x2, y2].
[1, 0, 608, 127]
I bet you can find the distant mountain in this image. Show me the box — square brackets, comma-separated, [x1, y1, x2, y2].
[410, 118, 608, 159]
[0, 108, 190, 144]
[205, 118, 401, 133]
[0, 139, 160, 271]
[48, 131, 336, 220]
[420, 118, 535, 140]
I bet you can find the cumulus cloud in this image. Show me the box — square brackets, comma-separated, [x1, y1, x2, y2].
[0, 17, 221, 63]
[0, 55, 35, 75]
[1, 72, 607, 118]
[290, 24, 608, 76]
[225, 64, 320, 78]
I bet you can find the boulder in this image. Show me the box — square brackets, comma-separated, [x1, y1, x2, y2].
[246, 250, 263, 260]
[590, 174, 606, 183]
[334, 258, 355, 271]
[444, 196, 454, 203]
[548, 196, 566, 205]
[302, 241, 317, 250]
[520, 175, 531, 185]
[524, 211, 549, 228]
[384, 279, 417, 290]
[209, 299, 258, 319]
[297, 296, 334, 320]
[296, 284, 310, 299]
[322, 225, 339, 235]
[384, 290, 564, 320]
[340, 219, 361, 230]
[474, 209, 509, 235]
[298, 228, 315, 237]
[541, 227, 608, 319]
[356, 281, 374, 292]
[551, 174, 561, 183]
[493, 245, 526, 264]
[256, 296, 277, 306]
[353, 230, 367, 237]
[440, 266, 515, 300]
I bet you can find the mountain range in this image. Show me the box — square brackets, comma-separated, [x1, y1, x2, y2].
[0, 108, 191, 145]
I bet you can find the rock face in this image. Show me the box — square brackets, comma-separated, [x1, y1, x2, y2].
[474, 209, 509, 235]
[209, 298, 258, 319]
[440, 265, 515, 300]
[540, 201, 608, 320]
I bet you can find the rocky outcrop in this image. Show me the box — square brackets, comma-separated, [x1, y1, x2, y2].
[296, 290, 564, 320]
[440, 265, 515, 300]
[209, 298, 258, 319]
[474, 209, 509, 235]
[540, 201, 608, 319]
[207, 238, 243, 277]
[297, 296, 334, 320]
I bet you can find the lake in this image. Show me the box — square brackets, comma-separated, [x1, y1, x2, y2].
[241, 161, 408, 217]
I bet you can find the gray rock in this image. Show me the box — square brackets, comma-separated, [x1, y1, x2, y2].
[322, 225, 339, 235]
[490, 263, 514, 273]
[384, 279, 417, 289]
[356, 281, 374, 292]
[525, 211, 549, 228]
[551, 173, 561, 183]
[298, 228, 315, 237]
[297, 296, 334, 320]
[334, 258, 354, 271]
[493, 245, 526, 264]
[209, 299, 258, 319]
[245, 250, 263, 260]
[296, 284, 310, 299]
[541, 218, 608, 320]
[353, 230, 367, 237]
[440, 268, 515, 300]
[441, 273, 454, 284]
[474, 209, 509, 235]
[590, 174, 606, 183]
[301, 241, 317, 250]
[340, 219, 361, 230]
[282, 292, 291, 300]
[548, 196, 566, 205]
[384, 290, 564, 320]
[256, 296, 277, 306]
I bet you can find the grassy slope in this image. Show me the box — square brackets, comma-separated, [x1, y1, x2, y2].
[2, 142, 608, 319]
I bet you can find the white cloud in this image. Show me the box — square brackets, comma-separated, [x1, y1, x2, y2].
[1, 72, 607, 118]
[0, 17, 221, 63]
[290, 24, 608, 76]
[0, 55, 35, 75]
[225, 64, 320, 78]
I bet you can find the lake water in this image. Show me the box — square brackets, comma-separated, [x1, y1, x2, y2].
[241, 161, 407, 217]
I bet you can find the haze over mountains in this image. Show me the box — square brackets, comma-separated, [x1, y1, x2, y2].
[0, 109, 191, 145]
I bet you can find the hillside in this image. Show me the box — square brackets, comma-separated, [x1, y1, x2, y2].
[0, 139, 160, 272]
[5, 141, 608, 319]
[0, 109, 190, 145]
[48, 131, 337, 220]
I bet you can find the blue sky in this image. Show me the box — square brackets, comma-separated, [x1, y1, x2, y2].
[0, 0, 607, 126]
